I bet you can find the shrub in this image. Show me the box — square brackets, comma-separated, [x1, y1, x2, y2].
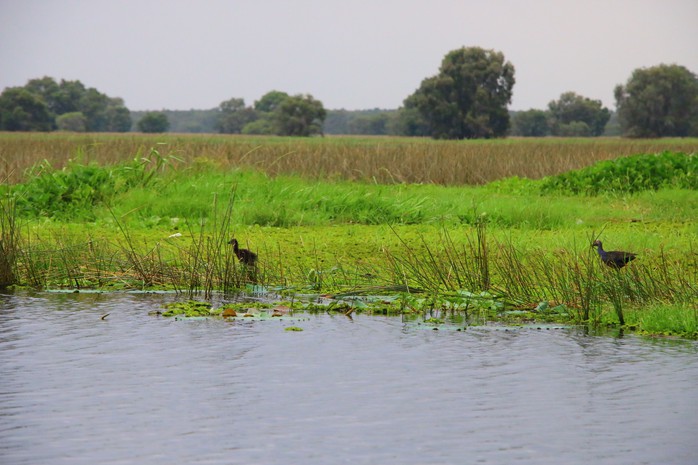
[540, 151, 697, 195]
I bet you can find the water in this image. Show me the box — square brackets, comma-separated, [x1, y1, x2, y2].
[1, 291, 697, 465]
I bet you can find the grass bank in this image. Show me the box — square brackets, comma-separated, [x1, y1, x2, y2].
[1, 134, 696, 338]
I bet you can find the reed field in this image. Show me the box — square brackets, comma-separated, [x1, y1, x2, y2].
[1, 132, 697, 337]
[2, 132, 698, 185]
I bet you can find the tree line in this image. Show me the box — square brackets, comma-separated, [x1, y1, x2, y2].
[2, 47, 697, 138]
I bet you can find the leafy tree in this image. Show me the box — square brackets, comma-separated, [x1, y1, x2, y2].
[510, 109, 550, 136]
[241, 118, 276, 135]
[390, 107, 430, 136]
[349, 113, 389, 135]
[0, 87, 54, 131]
[56, 112, 87, 132]
[557, 121, 591, 137]
[129, 109, 218, 133]
[614, 64, 698, 137]
[25, 77, 84, 116]
[273, 94, 326, 136]
[405, 46, 515, 139]
[254, 91, 289, 113]
[79, 88, 111, 131]
[137, 111, 170, 133]
[1, 76, 131, 132]
[216, 98, 257, 134]
[547, 92, 610, 136]
[104, 99, 132, 132]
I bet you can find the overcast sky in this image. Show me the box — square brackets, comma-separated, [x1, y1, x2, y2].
[1, 0, 697, 112]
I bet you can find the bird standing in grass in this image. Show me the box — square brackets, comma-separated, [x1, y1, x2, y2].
[228, 238, 257, 266]
[592, 240, 636, 269]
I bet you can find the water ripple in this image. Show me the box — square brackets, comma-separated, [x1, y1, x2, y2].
[1, 292, 697, 465]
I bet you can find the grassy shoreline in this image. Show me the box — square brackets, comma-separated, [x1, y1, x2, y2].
[1, 134, 697, 338]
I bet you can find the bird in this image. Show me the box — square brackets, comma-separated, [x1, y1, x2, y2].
[592, 240, 636, 269]
[228, 238, 258, 266]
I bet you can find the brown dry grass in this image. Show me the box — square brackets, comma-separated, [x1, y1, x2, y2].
[1, 132, 697, 185]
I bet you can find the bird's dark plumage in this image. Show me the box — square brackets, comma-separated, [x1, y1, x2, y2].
[592, 240, 636, 269]
[229, 238, 257, 266]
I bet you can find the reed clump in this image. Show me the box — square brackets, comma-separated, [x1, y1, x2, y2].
[383, 225, 697, 327]
[0, 193, 18, 287]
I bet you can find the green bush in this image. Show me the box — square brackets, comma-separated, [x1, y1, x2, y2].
[540, 151, 697, 195]
[12, 148, 178, 220]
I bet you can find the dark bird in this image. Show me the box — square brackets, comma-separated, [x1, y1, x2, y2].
[592, 240, 636, 269]
[228, 238, 258, 266]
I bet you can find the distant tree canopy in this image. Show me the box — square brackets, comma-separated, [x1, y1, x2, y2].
[216, 91, 326, 136]
[216, 98, 257, 134]
[9, 61, 696, 138]
[510, 109, 550, 137]
[137, 111, 170, 133]
[614, 64, 698, 137]
[0, 88, 54, 131]
[547, 92, 610, 137]
[273, 94, 326, 136]
[323, 109, 401, 135]
[0, 76, 131, 132]
[404, 46, 515, 139]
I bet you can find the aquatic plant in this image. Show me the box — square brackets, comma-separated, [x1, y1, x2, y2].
[0, 192, 18, 287]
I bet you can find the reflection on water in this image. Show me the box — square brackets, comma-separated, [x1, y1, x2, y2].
[1, 291, 697, 465]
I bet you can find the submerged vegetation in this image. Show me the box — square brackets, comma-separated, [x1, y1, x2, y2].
[1, 134, 697, 338]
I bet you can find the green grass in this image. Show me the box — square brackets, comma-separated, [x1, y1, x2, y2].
[1, 137, 697, 338]
[625, 304, 698, 339]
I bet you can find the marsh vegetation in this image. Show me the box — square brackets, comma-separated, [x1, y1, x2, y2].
[1, 133, 697, 337]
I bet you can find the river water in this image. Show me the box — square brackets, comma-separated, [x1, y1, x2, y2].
[1, 291, 697, 465]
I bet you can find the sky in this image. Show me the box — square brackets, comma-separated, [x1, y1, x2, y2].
[1, 0, 697, 112]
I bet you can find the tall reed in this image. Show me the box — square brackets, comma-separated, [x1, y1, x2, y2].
[3, 133, 697, 185]
[0, 192, 18, 287]
[383, 227, 696, 325]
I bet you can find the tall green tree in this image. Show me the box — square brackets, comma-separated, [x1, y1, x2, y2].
[137, 111, 170, 133]
[216, 98, 257, 134]
[104, 99, 133, 132]
[254, 90, 289, 113]
[405, 46, 515, 139]
[614, 64, 698, 137]
[547, 92, 610, 136]
[273, 94, 326, 136]
[0, 87, 54, 131]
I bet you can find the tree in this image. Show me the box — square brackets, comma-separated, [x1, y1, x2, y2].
[405, 46, 515, 139]
[614, 64, 698, 137]
[216, 98, 257, 134]
[56, 112, 87, 132]
[273, 94, 326, 136]
[25, 77, 84, 116]
[390, 107, 430, 136]
[1, 76, 132, 132]
[104, 99, 132, 132]
[510, 109, 550, 137]
[241, 118, 276, 135]
[0, 87, 54, 131]
[254, 90, 289, 113]
[137, 111, 170, 133]
[349, 113, 389, 135]
[547, 92, 610, 136]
